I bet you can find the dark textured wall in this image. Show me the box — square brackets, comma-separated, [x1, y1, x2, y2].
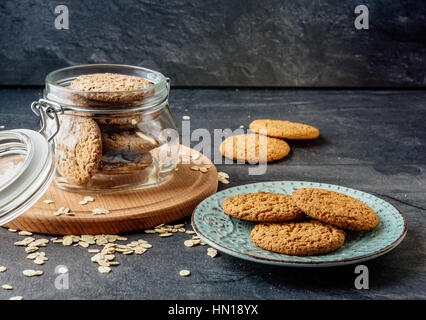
[0, 0, 425, 87]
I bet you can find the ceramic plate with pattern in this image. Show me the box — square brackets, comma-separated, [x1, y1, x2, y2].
[192, 181, 407, 267]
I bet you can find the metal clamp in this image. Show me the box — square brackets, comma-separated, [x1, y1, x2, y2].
[31, 99, 64, 142]
[166, 77, 170, 95]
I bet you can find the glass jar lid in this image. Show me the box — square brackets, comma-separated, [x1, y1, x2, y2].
[0, 129, 55, 225]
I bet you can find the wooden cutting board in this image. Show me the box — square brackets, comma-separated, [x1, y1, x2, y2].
[4, 146, 218, 235]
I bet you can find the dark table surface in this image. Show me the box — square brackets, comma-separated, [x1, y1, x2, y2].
[0, 88, 425, 300]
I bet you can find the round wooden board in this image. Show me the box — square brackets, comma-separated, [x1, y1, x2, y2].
[4, 146, 218, 235]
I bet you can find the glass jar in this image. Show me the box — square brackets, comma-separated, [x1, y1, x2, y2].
[39, 64, 179, 193]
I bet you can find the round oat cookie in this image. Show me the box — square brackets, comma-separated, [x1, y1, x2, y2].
[67, 73, 154, 105]
[99, 152, 153, 175]
[102, 130, 159, 154]
[222, 192, 305, 222]
[249, 119, 320, 140]
[292, 188, 379, 231]
[250, 220, 346, 256]
[68, 73, 153, 92]
[220, 134, 290, 163]
[95, 116, 143, 130]
[55, 117, 103, 185]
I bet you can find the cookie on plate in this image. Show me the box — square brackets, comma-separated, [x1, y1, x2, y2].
[249, 119, 320, 140]
[220, 134, 290, 163]
[222, 192, 304, 222]
[55, 117, 103, 185]
[250, 220, 346, 256]
[292, 188, 379, 231]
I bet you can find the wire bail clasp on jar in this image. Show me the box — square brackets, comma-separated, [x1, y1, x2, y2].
[31, 99, 64, 142]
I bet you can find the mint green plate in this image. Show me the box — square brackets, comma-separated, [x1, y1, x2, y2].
[191, 181, 407, 267]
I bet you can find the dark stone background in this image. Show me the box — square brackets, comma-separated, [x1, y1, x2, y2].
[0, 0, 425, 87]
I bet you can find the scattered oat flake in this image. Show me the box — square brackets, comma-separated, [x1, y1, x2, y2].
[18, 231, 32, 236]
[92, 208, 109, 215]
[25, 246, 39, 253]
[43, 200, 54, 204]
[134, 248, 147, 255]
[185, 230, 196, 235]
[0, 266, 7, 272]
[8, 228, 17, 233]
[207, 247, 218, 258]
[159, 233, 173, 237]
[199, 167, 208, 173]
[14, 237, 35, 246]
[26, 253, 38, 260]
[84, 196, 95, 202]
[33, 258, 45, 265]
[2, 284, 12, 290]
[54, 207, 71, 216]
[88, 249, 100, 253]
[218, 177, 230, 184]
[218, 171, 229, 179]
[78, 241, 89, 248]
[184, 240, 194, 247]
[81, 235, 95, 244]
[23, 270, 43, 277]
[30, 239, 49, 247]
[190, 166, 199, 171]
[179, 269, 191, 277]
[62, 236, 73, 246]
[182, 115, 191, 120]
[0, 125, 5, 129]
[9, 296, 23, 300]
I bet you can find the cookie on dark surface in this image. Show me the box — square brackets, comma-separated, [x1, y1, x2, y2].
[220, 134, 290, 163]
[249, 119, 320, 140]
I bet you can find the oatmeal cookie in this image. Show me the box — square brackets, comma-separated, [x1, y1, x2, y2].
[55, 117, 103, 185]
[220, 134, 290, 163]
[291, 188, 379, 231]
[222, 192, 304, 222]
[249, 120, 320, 140]
[250, 220, 346, 256]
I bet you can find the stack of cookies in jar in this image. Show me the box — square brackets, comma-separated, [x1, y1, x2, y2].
[54, 73, 161, 189]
